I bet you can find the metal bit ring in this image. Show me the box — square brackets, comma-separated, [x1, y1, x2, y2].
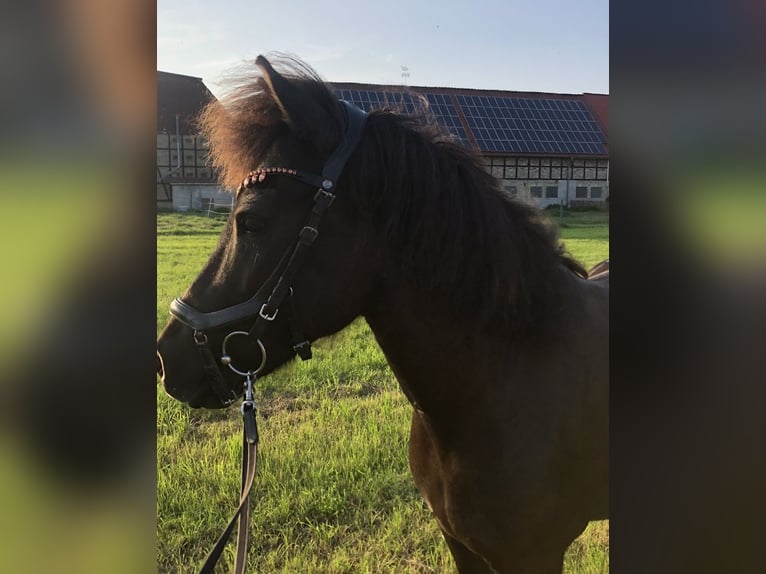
[220, 331, 267, 376]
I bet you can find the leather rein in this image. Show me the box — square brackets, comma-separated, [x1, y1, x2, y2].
[167, 101, 367, 573]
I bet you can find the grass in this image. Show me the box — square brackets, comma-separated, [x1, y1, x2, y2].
[157, 209, 609, 573]
[552, 209, 609, 271]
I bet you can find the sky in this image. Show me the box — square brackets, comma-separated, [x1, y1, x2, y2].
[157, 0, 608, 99]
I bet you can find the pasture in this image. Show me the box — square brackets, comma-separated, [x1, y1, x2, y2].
[157, 209, 609, 573]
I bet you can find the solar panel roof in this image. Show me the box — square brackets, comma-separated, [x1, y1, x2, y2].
[457, 94, 606, 155]
[332, 84, 608, 156]
[335, 88, 471, 147]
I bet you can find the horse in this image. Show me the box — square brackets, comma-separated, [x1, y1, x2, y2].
[157, 55, 609, 574]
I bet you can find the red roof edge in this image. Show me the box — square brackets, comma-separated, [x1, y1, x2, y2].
[582, 93, 609, 138]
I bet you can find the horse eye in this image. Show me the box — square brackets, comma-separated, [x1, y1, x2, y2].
[239, 215, 267, 234]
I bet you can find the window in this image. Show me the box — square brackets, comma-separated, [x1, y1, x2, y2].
[575, 186, 588, 198]
[590, 186, 603, 198]
[545, 186, 558, 198]
[528, 158, 540, 179]
[486, 156, 576, 181]
[157, 131, 215, 181]
[596, 159, 609, 180]
[571, 159, 585, 180]
[530, 186, 543, 198]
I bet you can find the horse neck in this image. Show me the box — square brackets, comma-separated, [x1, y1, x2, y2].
[363, 260, 591, 423]
[364, 301, 475, 417]
[363, 265, 570, 415]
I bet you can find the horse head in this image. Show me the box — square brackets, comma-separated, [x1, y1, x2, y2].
[157, 56, 379, 408]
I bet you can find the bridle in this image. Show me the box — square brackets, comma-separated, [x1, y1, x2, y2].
[169, 100, 367, 403]
[167, 100, 367, 574]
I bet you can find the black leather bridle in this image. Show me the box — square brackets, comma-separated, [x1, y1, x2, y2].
[169, 100, 367, 404]
[166, 100, 367, 574]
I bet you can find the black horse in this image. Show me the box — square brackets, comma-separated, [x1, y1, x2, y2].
[157, 55, 608, 573]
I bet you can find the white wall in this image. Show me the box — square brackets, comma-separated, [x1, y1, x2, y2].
[170, 184, 233, 212]
[500, 180, 608, 208]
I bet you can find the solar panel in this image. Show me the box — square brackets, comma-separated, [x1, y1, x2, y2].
[458, 95, 606, 154]
[333, 88, 472, 147]
[335, 88, 420, 115]
[334, 87, 607, 156]
[423, 93, 471, 146]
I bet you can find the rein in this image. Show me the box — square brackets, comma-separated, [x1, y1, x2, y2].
[168, 100, 367, 573]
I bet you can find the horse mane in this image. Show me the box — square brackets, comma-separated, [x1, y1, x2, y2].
[198, 55, 340, 190]
[200, 55, 587, 332]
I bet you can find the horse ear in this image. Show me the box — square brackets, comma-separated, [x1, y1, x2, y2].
[256, 55, 339, 152]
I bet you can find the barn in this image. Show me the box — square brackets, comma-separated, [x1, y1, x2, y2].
[333, 84, 609, 208]
[157, 72, 609, 210]
[156, 71, 232, 212]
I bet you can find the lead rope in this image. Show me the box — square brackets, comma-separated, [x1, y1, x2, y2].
[198, 373, 259, 574]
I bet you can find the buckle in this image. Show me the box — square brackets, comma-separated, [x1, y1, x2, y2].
[193, 330, 208, 345]
[259, 303, 279, 321]
[293, 340, 312, 360]
[299, 226, 319, 245]
[313, 188, 335, 206]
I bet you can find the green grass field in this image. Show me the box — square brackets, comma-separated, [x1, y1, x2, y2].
[157, 209, 609, 573]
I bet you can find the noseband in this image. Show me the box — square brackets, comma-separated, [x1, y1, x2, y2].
[168, 100, 367, 405]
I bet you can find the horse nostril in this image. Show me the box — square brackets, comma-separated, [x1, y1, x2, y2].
[156, 351, 165, 378]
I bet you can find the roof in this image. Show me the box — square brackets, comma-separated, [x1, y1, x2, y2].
[155, 70, 608, 157]
[582, 93, 609, 138]
[332, 82, 609, 157]
[157, 71, 215, 134]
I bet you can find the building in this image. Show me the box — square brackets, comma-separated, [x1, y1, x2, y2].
[333, 84, 609, 208]
[156, 71, 232, 212]
[157, 72, 609, 211]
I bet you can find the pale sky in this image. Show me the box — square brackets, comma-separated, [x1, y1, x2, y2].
[158, 0, 608, 99]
